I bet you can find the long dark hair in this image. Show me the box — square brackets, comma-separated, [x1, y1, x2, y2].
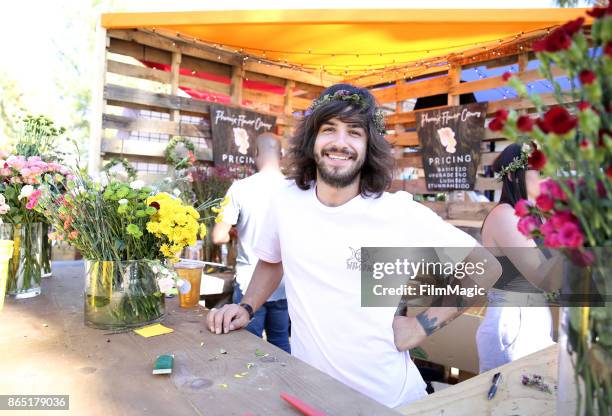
[285, 83, 394, 198]
[493, 143, 528, 207]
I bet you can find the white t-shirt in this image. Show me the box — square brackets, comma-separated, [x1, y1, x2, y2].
[221, 170, 287, 301]
[253, 181, 476, 408]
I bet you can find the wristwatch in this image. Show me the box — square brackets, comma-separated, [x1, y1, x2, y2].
[239, 303, 254, 320]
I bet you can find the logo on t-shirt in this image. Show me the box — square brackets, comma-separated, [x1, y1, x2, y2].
[346, 247, 372, 272]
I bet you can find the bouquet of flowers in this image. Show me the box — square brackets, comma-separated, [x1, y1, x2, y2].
[0, 153, 73, 295]
[487, 6, 611, 414]
[37, 171, 216, 329]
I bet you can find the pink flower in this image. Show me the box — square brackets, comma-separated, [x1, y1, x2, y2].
[0, 168, 10, 176]
[557, 222, 584, 248]
[541, 222, 561, 248]
[6, 155, 26, 170]
[567, 249, 594, 267]
[68, 231, 78, 240]
[540, 179, 567, 201]
[550, 210, 578, 229]
[517, 216, 540, 237]
[25, 189, 42, 210]
[514, 199, 531, 217]
[536, 194, 555, 211]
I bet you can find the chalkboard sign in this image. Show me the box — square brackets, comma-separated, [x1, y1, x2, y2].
[416, 103, 488, 191]
[209, 104, 276, 173]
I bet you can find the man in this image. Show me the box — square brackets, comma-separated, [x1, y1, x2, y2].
[207, 84, 501, 407]
[211, 133, 290, 353]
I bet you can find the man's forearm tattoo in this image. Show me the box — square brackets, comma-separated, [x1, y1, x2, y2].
[416, 312, 439, 336]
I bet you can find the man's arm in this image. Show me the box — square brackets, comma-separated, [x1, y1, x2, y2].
[206, 259, 283, 335]
[211, 221, 232, 245]
[393, 246, 502, 351]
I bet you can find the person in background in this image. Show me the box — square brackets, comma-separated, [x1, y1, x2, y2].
[211, 133, 290, 353]
[477, 143, 562, 373]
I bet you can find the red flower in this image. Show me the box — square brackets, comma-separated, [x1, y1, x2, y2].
[543, 106, 577, 135]
[577, 101, 591, 111]
[149, 201, 160, 210]
[579, 70, 596, 85]
[605, 42, 612, 57]
[597, 180, 607, 198]
[536, 194, 555, 211]
[587, 4, 612, 18]
[532, 38, 546, 53]
[535, 118, 550, 134]
[528, 149, 547, 170]
[517, 115, 534, 132]
[502, 71, 512, 82]
[488, 117, 504, 132]
[514, 199, 532, 218]
[542, 27, 573, 52]
[561, 17, 584, 37]
[607, 166, 612, 179]
[495, 109, 509, 121]
[579, 139, 591, 149]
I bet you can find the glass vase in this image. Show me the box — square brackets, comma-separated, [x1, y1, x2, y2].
[2, 222, 43, 299]
[84, 260, 166, 330]
[556, 255, 611, 416]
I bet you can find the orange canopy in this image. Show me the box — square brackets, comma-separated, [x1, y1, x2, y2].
[101, 9, 591, 77]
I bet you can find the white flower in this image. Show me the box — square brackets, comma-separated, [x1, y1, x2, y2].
[157, 277, 175, 294]
[0, 194, 5, 205]
[172, 188, 181, 197]
[522, 143, 532, 153]
[18, 185, 34, 199]
[118, 198, 129, 205]
[129, 180, 145, 190]
[0, 204, 9, 215]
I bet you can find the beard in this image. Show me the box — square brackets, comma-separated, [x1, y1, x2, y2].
[314, 145, 365, 188]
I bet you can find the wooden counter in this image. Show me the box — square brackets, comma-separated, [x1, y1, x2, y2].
[398, 345, 560, 416]
[0, 261, 398, 416]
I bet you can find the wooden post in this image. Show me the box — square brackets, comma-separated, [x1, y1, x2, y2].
[447, 64, 463, 201]
[230, 66, 243, 106]
[88, 22, 108, 178]
[447, 64, 461, 106]
[517, 53, 529, 73]
[170, 51, 182, 122]
[284, 80, 295, 116]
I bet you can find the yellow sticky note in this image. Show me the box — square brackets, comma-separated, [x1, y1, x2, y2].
[134, 323, 174, 338]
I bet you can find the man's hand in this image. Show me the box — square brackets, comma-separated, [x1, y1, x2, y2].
[392, 315, 427, 352]
[206, 304, 250, 334]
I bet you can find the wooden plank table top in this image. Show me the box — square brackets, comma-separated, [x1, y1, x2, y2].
[397, 344, 560, 416]
[0, 261, 399, 416]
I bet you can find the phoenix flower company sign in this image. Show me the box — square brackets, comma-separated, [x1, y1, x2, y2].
[416, 103, 488, 191]
[209, 104, 276, 174]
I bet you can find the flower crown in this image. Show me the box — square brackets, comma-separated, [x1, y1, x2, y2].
[305, 89, 386, 135]
[494, 143, 534, 181]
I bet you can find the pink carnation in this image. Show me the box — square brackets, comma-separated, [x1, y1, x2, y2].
[536, 194, 555, 211]
[557, 222, 584, 248]
[517, 216, 540, 237]
[514, 199, 531, 217]
[540, 179, 567, 201]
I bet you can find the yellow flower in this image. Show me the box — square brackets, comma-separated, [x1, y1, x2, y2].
[160, 244, 174, 257]
[186, 206, 200, 219]
[215, 214, 224, 223]
[211, 206, 222, 214]
[220, 195, 230, 207]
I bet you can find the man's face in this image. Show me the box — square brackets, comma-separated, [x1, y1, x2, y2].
[313, 117, 367, 188]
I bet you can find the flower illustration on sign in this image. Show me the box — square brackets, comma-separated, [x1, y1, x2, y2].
[437, 127, 457, 154]
[233, 128, 250, 155]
